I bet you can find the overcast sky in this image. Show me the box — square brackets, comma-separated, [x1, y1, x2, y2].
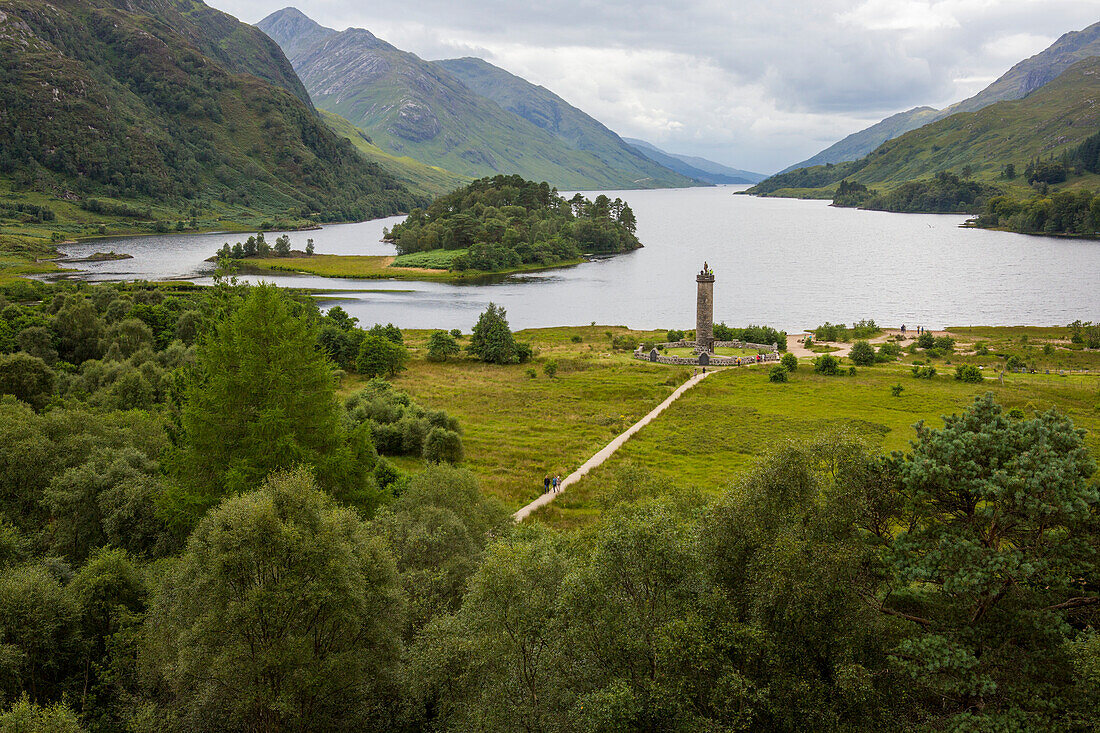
[214, 0, 1100, 173]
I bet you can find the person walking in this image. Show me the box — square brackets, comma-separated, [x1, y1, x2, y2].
[551, 475, 559, 492]
[901, 324, 906, 336]
[543, 476, 551, 494]
[555, 474, 562, 492]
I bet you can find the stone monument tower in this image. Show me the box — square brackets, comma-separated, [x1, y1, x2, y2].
[695, 262, 714, 354]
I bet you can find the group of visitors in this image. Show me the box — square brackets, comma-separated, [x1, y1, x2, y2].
[543, 474, 563, 494]
[900, 325, 926, 337]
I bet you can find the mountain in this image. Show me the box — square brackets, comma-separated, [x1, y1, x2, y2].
[748, 56, 1100, 195]
[256, 8, 695, 190]
[622, 138, 766, 184]
[778, 107, 940, 173]
[0, 0, 420, 226]
[940, 20, 1100, 117]
[779, 20, 1100, 173]
[251, 5, 336, 62]
[320, 111, 470, 198]
[432, 57, 692, 188]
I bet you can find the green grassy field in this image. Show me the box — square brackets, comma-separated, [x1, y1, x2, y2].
[334, 325, 1099, 530]
[244, 253, 587, 282]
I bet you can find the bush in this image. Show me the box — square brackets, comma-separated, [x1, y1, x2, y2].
[955, 364, 984, 383]
[877, 341, 901, 361]
[848, 366, 857, 376]
[848, 340, 876, 366]
[933, 336, 955, 352]
[917, 331, 935, 349]
[526, 368, 537, 379]
[911, 365, 937, 379]
[356, 334, 409, 377]
[450, 329, 462, 338]
[571, 335, 583, 343]
[813, 354, 840, 375]
[423, 427, 464, 464]
[780, 352, 798, 372]
[891, 383, 904, 397]
[426, 330, 461, 362]
[543, 360, 558, 378]
[768, 365, 788, 383]
[666, 329, 685, 342]
[468, 303, 526, 364]
[974, 342, 990, 356]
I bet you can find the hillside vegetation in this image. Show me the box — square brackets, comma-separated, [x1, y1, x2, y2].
[258, 8, 692, 190]
[0, 0, 422, 275]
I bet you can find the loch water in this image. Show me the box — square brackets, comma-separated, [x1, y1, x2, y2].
[54, 186, 1100, 332]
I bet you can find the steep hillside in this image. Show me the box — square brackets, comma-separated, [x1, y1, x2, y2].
[433, 57, 694, 188]
[941, 20, 1100, 117]
[0, 0, 420, 236]
[778, 19, 1100, 173]
[779, 107, 940, 173]
[623, 138, 765, 183]
[320, 111, 470, 198]
[748, 56, 1100, 198]
[257, 8, 691, 190]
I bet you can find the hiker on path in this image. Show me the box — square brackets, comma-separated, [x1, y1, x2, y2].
[555, 475, 562, 492]
[543, 476, 551, 494]
[551, 475, 559, 492]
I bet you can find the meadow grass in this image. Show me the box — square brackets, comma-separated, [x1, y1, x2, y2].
[245, 253, 587, 282]
[334, 324, 1100, 530]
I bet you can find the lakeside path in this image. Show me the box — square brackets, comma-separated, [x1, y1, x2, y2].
[513, 369, 716, 522]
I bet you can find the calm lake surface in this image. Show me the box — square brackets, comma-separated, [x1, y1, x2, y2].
[55, 186, 1100, 332]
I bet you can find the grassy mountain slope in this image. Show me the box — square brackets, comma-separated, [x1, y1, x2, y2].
[257, 8, 688, 190]
[748, 57, 1100, 198]
[433, 57, 695, 188]
[941, 20, 1100, 117]
[779, 107, 940, 173]
[320, 110, 470, 198]
[622, 138, 765, 183]
[777, 20, 1100, 174]
[0, 0, 421, 237]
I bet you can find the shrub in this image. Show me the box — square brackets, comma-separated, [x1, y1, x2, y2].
[848, 340, 876, 366]
[611, 334, 637, 351]
[813, 354, 840, 375]
[955, 364, 984, 383]
[543, 360, 558, 378]
[1007, 408, 1026, 419]
[911, 365, 937, 379]
[917, 331, 935, 349]
[933, 336, 955, 352]
[814, 322, 845, 342]
[780, 352, 798, 372]
[877, 341, 901, 361]
[526, 368, 537, 379]
[891, 383, 904, 397]
[848, 366, 857, 376]
[450, 329, 462, 338]
[356, 334, 409, 377]
[426, 330, 460, 363]
[974, 342, 990, 356]
[469, 303, 527, 364]
[423, 427, 464, 464]
[666, 329, 685, 342]
[0, 353, 55, 410]
[768, 365, 788, 383]
[571, 335, 583, 343]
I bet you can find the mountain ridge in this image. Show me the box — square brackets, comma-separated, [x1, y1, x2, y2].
[256, 7, 696, 190]
[622, 138, 766, 184]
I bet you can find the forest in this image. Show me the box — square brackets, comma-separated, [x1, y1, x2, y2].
[0, 275, 1096, 731]
[383, 175, 641, 271]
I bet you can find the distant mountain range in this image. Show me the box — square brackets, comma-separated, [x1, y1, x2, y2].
[622, 139, 766, 184]
[781, 20, 1100, 173]
[749, 55, 1100, 195]
[257, 7, 697, 190]
[0, 0, 418, 222]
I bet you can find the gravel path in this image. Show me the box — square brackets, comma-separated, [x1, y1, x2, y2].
[512, 369, 715, 522]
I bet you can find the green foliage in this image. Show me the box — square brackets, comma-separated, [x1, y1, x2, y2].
[426, 330, 461, 362]
[666, 329, 685, 342]
[780, 352, 798, 372]
[0, 695, 85, 733]
[860, 172, 1001, 213]
[147, 469, 403, 731]
[356, 334, 409, 377]
[768, 365, 789, 382]
[345, 380, 461, 463]
[876, 341, 901, 361]
[468, 303, 530, 364]
[386, 175, 640, 271]
[849, 340, 876, 366]
[713, 322, 787, 349]
[979, 188, 1100, 236]
[543, 359, 558, 378]
[813, 354, 840, 375]
[0, 353, 54, 410]
[831, 179, 872, 207]
[891, 383, 904, 397]
[911, 365, 938, 379]
[179, 284, 370, 505]
[954, 364, 984, 382]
